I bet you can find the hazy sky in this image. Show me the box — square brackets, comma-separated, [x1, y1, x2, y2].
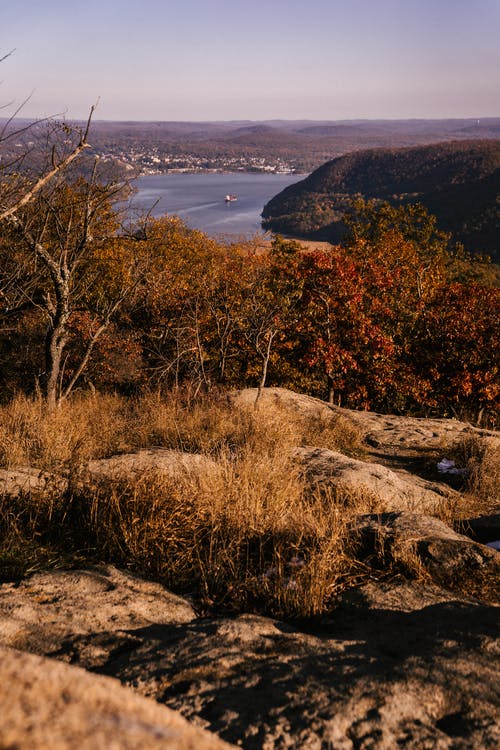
[1, 0, 499, 121]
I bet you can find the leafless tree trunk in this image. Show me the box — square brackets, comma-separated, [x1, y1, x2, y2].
[254, 328, 278, 406]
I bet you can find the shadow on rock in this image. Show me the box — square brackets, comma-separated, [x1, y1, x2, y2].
[76, 598, 500, 749]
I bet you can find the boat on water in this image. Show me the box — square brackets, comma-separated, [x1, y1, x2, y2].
[224, 194, 238, 202]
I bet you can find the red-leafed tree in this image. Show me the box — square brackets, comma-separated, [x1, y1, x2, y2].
[411, 282, 500, 425]
[283, 247, 397, 407]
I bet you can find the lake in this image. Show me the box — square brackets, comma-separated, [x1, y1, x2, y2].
[131, 172, 302, 238]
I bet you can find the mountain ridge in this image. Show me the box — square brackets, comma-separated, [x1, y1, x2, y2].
[261, 139, 500, 259]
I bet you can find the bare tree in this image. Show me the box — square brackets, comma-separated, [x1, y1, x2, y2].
[0, 60, 146, 406]
[3, 170, 144, 407]
[0, 50, 95, 221]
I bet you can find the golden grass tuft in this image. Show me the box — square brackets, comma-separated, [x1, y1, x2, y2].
[0, 393, 130, 470]
[466, 437, 500, 507]
[77, 445, 369, 618]
[444, 434, 500, 520]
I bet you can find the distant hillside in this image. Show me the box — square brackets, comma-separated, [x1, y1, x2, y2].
[261, 140, 500, 259]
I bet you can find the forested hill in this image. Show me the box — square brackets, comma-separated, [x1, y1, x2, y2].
[261, 140, 500, 260]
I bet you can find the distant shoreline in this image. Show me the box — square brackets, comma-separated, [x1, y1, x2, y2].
[138, 169, 302, 177]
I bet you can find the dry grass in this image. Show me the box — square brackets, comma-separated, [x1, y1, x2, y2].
[0, 388, 370, 617]
[0, 452, 371, 619]
[0, 388, 362, 472]
[463, 437, 499, 508]
[83, 457, 365, 618]
[0, 393, 130, 470]
[444, 434, 500, 520]
[0, 389, 496, 618]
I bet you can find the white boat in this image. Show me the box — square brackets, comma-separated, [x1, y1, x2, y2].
[224, 194, 238, 202]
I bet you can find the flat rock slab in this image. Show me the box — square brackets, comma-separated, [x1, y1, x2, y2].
[0, 646, 233, 750]
[0, 466, 66, 497]
[86, 449, 217, 483]
[1, 566, 499, 749]
[0, 449, 217, 498]
[342, 410, 488, 453]
[294, 446, 460, 514]
[0, 566, 194, 655]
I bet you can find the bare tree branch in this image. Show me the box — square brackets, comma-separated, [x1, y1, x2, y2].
[0, 104, 97, 223]
[0, 49, 15, 65]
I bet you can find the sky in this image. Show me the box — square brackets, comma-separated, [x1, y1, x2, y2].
[1, 0, 499, 121]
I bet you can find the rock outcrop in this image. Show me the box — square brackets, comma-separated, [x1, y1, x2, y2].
[1, 388, 498, 748]
[294, 446, 459, 513]
[352, 511, 500, 591]
[236, 387, 494, 514]
[1, 565, 498, 749]
[235, 387, 494, 453]
[1, 645, 234, 750]
[0, 465, 66, 497]
[85, 448, 217, 483]
[0, 567, 195, 654]
[0, 448, 217, 499]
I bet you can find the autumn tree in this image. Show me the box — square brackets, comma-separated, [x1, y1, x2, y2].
[411, 282, 500, 425]
[127, 216, 229, 390]
[0, 169, 145, 406]
[0, 61, 127, 404]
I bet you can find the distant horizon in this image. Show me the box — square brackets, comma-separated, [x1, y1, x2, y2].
[3, 115, 500, 126]
[62, 115, 500, 124]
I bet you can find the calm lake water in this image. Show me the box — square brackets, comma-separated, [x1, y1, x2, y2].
[131, 172, 302, 238]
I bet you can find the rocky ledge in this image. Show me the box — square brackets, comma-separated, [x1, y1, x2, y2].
[0, 565, 498, 749]
[0, 388, 498, 748]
